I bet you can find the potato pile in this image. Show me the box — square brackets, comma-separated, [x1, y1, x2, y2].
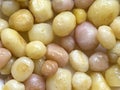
[0, 0, 120, 90]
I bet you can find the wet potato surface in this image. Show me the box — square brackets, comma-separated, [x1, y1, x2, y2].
[0, 0, 120, 90]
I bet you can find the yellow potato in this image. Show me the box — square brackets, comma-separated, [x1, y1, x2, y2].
[1, 28, 27, 57]
[97, 25, 116, 49]
[88, 0, 119, 27]
[28, 23, 54, 45]
[110, 16, 120, 39]
[69, 50, 89, 72]
[46, 68, 72, 90]
[29, 0, 53, 23]
[105, 65, 120, 87]
[11, 57, 34, 82]
[72, 72, 92, 90]
[3, 79, 25, 90]
[91, 72, 111, 90]
[73, 8, 87, 24]
[52, 11, 76, 37]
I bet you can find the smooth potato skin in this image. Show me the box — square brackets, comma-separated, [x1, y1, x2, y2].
[24, 74, 45, 90]
[1, 28, 26, 57]
[88, 0, 119, 27]
[75, 22, 98, 51]
[46, 68, 72, 90]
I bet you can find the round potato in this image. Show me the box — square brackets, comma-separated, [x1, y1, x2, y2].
[88, 0, 119, 27]
[46, 68, 72, 90]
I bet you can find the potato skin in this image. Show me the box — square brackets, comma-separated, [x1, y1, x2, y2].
[1, 28, 26, 57]
[46, 68, 72, 90]
[88, 0, 119, 27]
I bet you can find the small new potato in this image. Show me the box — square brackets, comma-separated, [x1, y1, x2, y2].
[52, 11, 76, 37]
[105, 65, 120, 87]
[97, 25, 116, 49]
[1, 28, 27, 57]
[29, 0, 53, 23]
[72, 72, 92, 90]
[75, 22, 98, 51]
[46, 68, 72, 90]
[25, 41, 46, 60]
[60, 36, 75, 52]
[88, 0, 120, 27]
[9, 9, 34, 32]
[89, 52, 109, 71]
[110, 16, 120, 39]
[91, 72, 111, 90]
[28, 23, 54, 45]
[41, 60, 58, 77]
[69, 50, 89, 72]
[1, 0, 20, 16]
[73, 8, 87, 24]
[3, 79, 25, 90]
[24, 74, 45, 90]
[11, 57, 34, 82]
[46, 43, 69, 67]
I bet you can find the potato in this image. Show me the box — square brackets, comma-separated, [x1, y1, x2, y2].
[89, 52, 109, 72]
[3, 79, 25, 90]
[29, 0, 53, 23]
[88, 0, 119, 27]
[28, 23, 54, 45]
[72, 72, 92, 90]
[109, 41, 120, 56]
[24, 74, 45, 90]
[105, 65, 120, 87]
[75, 22, 98, 51]
[69, 50, 89, 72]
[1, 0, 20, 16]
[46, 68, 72, 90]
[1, 28, 26, 57]
[11, 57, 34, 82]
[110, 16, 120, 39]
[91, 72, 111, 90]
[9, 9, 34, 32]
[25, 41, 46, 60]
[97, 25, 116, 49]
[52, 11, 76, 37]
[72, 8, 87, 24]
[46, 43, 69, 67]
